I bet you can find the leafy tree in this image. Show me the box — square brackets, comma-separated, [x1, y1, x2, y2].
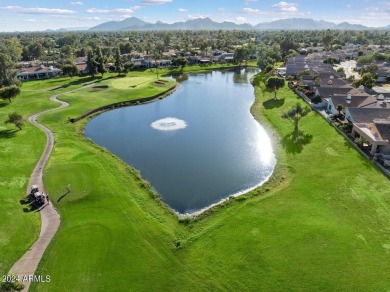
[94, 47, 106, 76]
[322, 33, 334, 50]
[353, 72, 376, 89]
[0, 37, 22, 62]
[336, 104, 343, 115]
[233, 47, 246, 66]
[76, 47, 87, 57]
[0, 85, 20, 103]
[0, 53, 20, 87]
[174, 57, 188, 71]
[257, 44, 281, 71]
[5, 112, 24, 130]
[61, 45, 74, 59]
[361, 64, 378, 77]
[62, 64, 79, 77]
[282, 103, 310, 139]
[87, 50, 98, 77]
[114, 47, 123, 75]
[152, 51, 161, 79]
[123, 62, 134, 75]
[24, 42, 44, 60]
[280, 34, 298, 56]
[265, 76, 285, 99]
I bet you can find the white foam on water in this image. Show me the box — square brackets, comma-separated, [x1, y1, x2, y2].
[151, 117, 187, 131]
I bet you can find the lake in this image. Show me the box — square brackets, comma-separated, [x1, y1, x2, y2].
[85, 69, 276, 214]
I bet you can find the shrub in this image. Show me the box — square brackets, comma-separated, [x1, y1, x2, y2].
[311, 95, 322, 104]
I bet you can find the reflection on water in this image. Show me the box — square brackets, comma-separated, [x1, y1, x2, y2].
[85, 68, 276, 214]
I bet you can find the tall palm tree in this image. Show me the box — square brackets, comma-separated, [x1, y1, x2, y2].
[282, 103, 310, 140]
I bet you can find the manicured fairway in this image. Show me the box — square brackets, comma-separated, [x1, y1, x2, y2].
[110, 76, 153, 89]
[2, 70, 390, 291]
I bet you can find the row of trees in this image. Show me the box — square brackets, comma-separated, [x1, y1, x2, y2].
[0, 38, 21, 103]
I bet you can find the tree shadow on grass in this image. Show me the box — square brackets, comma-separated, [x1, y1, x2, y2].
[281, 130, 313, 154]
[48, 76, 105, 91]
[0, 129, 17, 139]
[263, 98, 285, 109]
[0, 102, 8, 108]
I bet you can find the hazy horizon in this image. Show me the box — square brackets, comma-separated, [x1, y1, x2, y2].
[0, 0, 389, 32]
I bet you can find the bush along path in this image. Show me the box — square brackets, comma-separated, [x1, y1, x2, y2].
[9, 85, 92, 291]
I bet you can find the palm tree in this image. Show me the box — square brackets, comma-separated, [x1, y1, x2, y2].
[282, 103, 310, 140]
[336, 104, 343, 115]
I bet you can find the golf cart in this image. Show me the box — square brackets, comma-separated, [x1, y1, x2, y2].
[31, 184, 39, 195]
[34, 191, 45, 205]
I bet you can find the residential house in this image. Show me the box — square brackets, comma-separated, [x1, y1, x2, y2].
[345, 107, 390, 123]
[376, 62, 390, 83]
[17, 65, 62, 81]
[131, 58, 153, 69]
[327, 90, 377, 115]
[76, 63, 89, 75]
[351, 119, 390, 154]
[217, 53, 234, 62]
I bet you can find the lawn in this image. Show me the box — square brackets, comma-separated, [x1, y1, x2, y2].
[2, 69, 390, 291]
[110, 76, 154, 89]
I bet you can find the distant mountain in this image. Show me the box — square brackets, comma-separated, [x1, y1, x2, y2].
[255, 18, 336, 30]
[45, 27, 89, 32]
[89, 17, 148, 31]
[333, 22, 368, 30]
[88, 16, 390, 31]
[89, 17, 253, 31]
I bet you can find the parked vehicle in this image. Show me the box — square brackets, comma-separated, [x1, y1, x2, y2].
[34, 191, 45, 205]
[31, 184, 39, 194]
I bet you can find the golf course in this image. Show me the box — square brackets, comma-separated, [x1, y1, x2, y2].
[1, 67, 390, 291]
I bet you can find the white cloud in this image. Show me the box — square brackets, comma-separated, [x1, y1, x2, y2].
[242, 7, 264, 15]
[178, 8, 188, 12]
[141, 0, 172, 5]
[244, 0, 258, 5]
[86, 8, 135, 14]
[79, 16, 100, 21]
[272, 2, 298, 13]
[70, 1, 84, 6]
[187, 14, 208, 20]
[24, 19, 48, 22]
[217, 7, 225, 12]
[236, 16, 247, 23]
[2, 6, 75, 15]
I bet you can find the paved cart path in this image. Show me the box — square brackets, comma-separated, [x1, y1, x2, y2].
[10, 85, 92, 291]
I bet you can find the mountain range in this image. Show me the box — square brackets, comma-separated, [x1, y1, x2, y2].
[89, 17, 390, 31]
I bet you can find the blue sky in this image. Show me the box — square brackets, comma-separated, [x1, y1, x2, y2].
[0, 0, 389, 31]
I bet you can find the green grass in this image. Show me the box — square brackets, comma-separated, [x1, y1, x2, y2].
[0, 91, 55, 274]
[2, 69, 390, 291]
[110, 76, 154, 89]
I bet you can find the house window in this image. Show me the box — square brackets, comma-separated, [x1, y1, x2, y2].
[328, 105, 332, 110]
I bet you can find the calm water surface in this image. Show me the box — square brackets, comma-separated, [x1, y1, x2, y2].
[85, 69, 276, 214]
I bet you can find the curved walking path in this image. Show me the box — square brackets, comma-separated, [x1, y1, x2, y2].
[9, 95, 66, 291]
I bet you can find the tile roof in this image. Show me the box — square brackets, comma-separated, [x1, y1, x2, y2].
[376, 122, 390, 141]
[347, 107, 390, 123]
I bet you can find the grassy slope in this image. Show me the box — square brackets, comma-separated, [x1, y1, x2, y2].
[0, 89, 56, 275]
[174, 80, 390, 291]
[3, 70, 390, 291]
